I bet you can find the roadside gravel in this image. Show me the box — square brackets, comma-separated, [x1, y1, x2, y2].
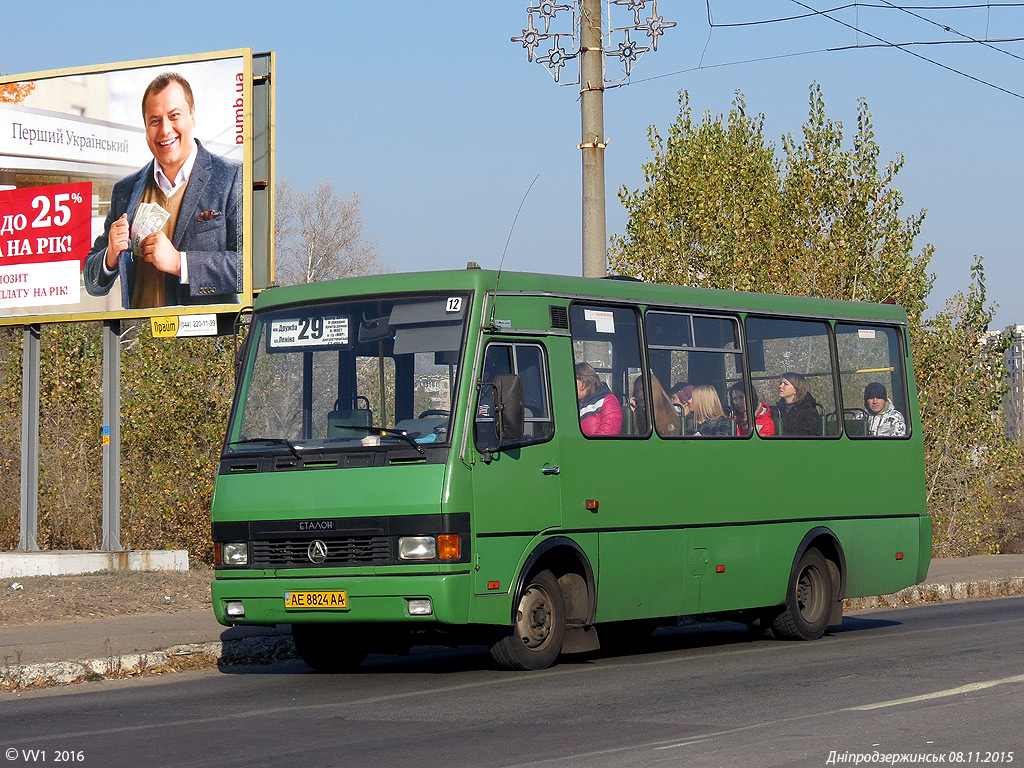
[0, 569, 213, 625]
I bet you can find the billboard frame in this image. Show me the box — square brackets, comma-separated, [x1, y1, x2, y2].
[0, 47, 272, 326]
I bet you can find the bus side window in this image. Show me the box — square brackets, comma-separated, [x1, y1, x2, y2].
[835, 324, 910, 439]
[474, 342, 553, 451]
[745, 317, 840, 439]
[570, 304, 643, 438]
[645, 311, 744, 438]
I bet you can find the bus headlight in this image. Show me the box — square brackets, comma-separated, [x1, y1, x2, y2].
[222, 542, 249, 566]
[399, 536, 436, 560]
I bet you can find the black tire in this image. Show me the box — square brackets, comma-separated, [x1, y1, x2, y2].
[489, 570, 565, 671]
[772, 548, 834, 641]
[292, 624, 368, 672]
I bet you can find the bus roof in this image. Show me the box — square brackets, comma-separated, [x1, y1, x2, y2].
[254, 269, 910, 325]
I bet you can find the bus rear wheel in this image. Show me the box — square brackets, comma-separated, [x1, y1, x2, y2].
[292, 624, 368, 672]
[489, 569, 565, 671]
[772, 548, 834, 641]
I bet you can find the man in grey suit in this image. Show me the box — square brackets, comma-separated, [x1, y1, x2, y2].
[84, 72, 241, 309]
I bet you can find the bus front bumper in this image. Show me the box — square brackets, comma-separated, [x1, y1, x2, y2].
[211, 572, 472, 627]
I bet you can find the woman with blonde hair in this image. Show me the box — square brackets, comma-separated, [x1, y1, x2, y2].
[690, 385, 735, 436]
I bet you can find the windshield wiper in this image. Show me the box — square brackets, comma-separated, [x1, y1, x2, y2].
[334, 424, 427, 455]
[227, 437, 303, 461]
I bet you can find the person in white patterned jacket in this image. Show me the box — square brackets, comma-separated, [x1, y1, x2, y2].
[864, 382, 907, 437]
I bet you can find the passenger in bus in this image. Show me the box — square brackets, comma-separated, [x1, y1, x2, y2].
[629, 376, 649, 434]
[773, 372, 820, 436]
[728, 381, 775, 437]
[575, 362, 623, 436]
[864, 382, 907, 437]
[630, 375, 681, 436]
[691, 385, 736, 436]
[669, 382, 694, 433]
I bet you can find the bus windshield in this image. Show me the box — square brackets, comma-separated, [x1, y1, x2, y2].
[226, 293, 469, 455]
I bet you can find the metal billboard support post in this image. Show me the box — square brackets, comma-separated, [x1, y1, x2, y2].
[101, 319, 122, 551]
[18, 324, 40, 551]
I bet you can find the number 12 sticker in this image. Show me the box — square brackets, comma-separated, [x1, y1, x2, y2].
[445, 297, 462, 313]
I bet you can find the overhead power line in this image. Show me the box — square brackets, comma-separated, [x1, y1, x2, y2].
[707, 2, 1024, 28]
[875, 0, 1024, 62]
[829, 36, 1024, 48]
[786, 0, 1024, 99]
[627, 2, 1024, 101]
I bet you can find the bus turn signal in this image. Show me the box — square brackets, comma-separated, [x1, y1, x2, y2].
[438, 534, 461, 560]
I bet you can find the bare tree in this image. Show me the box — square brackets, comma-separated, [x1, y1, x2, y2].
[274, 180, 383, 285]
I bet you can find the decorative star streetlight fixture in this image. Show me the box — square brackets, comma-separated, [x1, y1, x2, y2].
[512, 0, 676, 84]
[512, 1, 676, 277]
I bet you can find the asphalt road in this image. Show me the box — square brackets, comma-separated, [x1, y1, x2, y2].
[2, 598, 1023, 768]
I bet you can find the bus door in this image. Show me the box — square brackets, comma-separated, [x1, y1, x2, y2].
[470, 339, 560, 593]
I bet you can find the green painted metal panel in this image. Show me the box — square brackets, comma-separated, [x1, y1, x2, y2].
[213, 464, 445, 522]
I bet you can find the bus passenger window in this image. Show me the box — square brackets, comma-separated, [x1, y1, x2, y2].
[745, 317, 840, 438]
[570, 304, 643, 438]
[835, 324, 910, 438]
[644, 311, 744, 438]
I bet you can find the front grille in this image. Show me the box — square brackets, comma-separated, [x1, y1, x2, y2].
[250, 536, 391, 568]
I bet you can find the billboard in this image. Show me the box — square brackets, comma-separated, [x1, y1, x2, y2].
[0, 49, 270, 326]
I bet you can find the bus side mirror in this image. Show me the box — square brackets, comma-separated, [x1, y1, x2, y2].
[493, 374, 524, 444]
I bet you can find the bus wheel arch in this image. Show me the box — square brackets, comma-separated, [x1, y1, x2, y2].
[773, 529, 846, 640]
[489, 568, 566, 670]
[799, 527, 847, 625]
[489, 537, 598, 670]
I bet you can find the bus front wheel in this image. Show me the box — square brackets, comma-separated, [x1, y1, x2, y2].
[292, 624, 368, 672]
[489, 569, 565, 671]
[772, 548, 834, 641]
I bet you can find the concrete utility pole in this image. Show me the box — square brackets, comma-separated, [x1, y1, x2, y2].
[511, 1, 675, 279]
[579, 0, 607, 278]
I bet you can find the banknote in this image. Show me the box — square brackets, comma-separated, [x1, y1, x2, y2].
[129, 202, 171, 257]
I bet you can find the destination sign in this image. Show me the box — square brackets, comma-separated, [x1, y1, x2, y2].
[269, 316, 349, 348]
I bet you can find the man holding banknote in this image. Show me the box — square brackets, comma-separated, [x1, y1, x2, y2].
[84, 72, 241, 309]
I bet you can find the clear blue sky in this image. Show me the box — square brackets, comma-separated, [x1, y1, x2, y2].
[4, 1, 1022, 327]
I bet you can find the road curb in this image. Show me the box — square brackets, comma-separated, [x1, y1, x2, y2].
[4, 578, 1024, 691]
[1, 634, 297, 691]
[843, 577, 1024, 610]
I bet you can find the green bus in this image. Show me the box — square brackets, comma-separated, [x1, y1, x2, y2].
[211, 268, 930, 671]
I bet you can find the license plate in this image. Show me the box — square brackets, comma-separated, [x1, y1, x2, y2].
[284, 590, 348, 609]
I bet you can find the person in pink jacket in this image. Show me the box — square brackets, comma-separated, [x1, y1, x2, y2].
[575, 362, 623, 436]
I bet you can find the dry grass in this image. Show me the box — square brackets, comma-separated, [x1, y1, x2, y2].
[0, 569, 213, 625]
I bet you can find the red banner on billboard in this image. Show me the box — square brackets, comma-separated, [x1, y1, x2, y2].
[0, 182, 92, 268]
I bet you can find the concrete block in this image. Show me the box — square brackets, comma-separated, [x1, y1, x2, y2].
[0, 550, 189, 579]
